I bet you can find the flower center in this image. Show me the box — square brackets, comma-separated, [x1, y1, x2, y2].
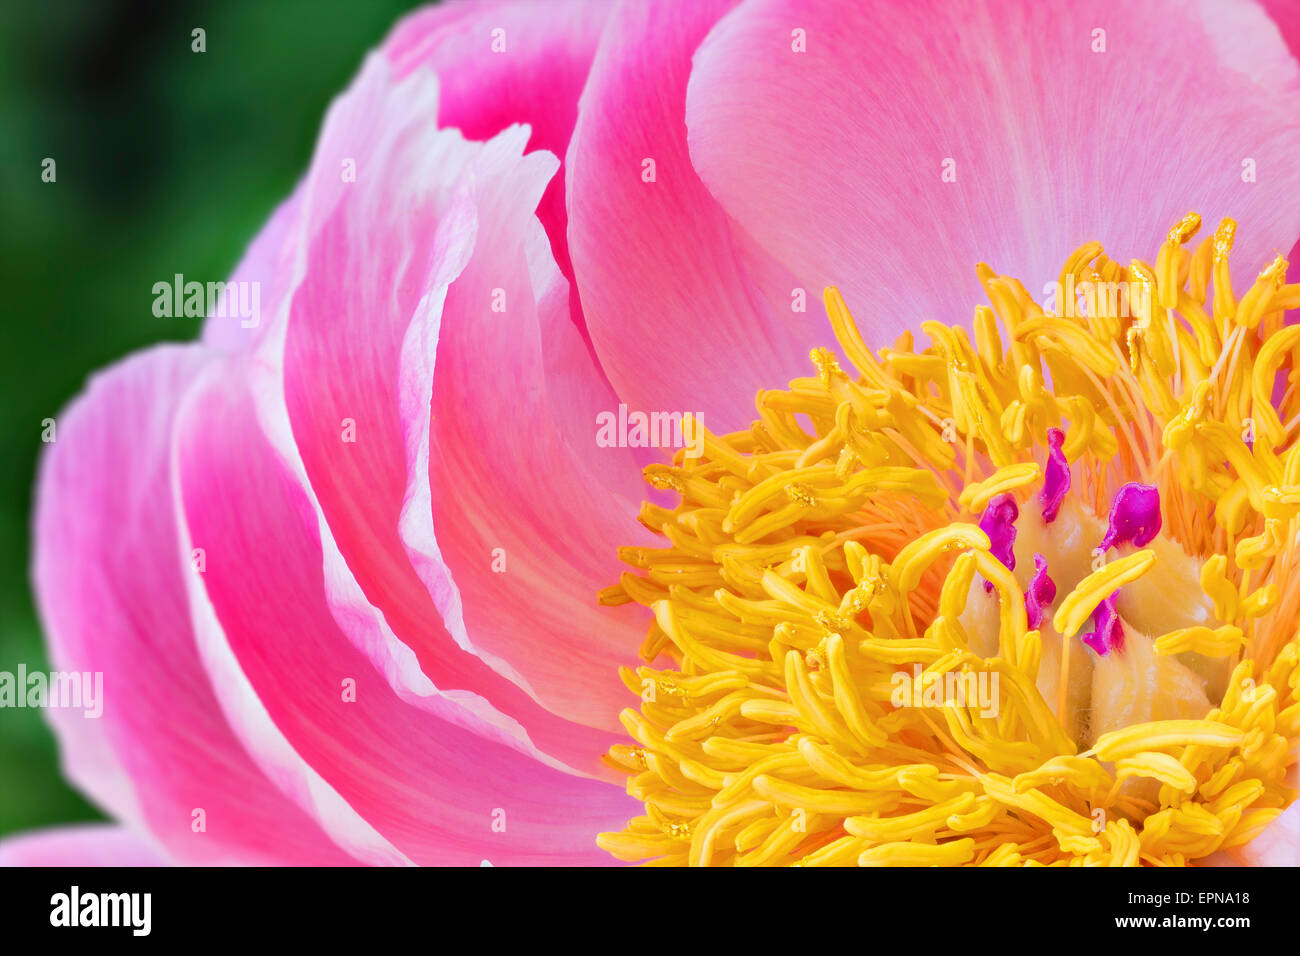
[597, 214, 1300, 866]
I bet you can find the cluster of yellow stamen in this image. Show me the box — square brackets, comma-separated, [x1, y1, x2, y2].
[597, 214, 1300, 866]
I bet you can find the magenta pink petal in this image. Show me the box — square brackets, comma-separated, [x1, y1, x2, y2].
[686, 0, 1300, 348]
[175, 363, 638, 865]
[271, 53, 627, 765]
[384, 0, 610, 306]
[1260, 0, 1300, 77]
[32, 346, 356, 865]
[0, 825, 167, 868]
[567, 0, 815, 430]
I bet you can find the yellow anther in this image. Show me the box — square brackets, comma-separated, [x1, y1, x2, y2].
[1238, 255, 1290, 328]
[1153, 625, 1245, 658]
[656, 679, 688, 699]
[1094, 721, 1244, 762]
[957, 462, 1041, 512]
[784, 482, 817, 506]
[810, 347, 844, 388]
[1200, 554, 1239, 622]
[1053, 550, 1157, 638]
[1163, 380, 1213, 449]
[813, 610, 852, 635]
[1168, 212, 1202, 245]
[644, 466, 684, 493]
[1115, 752, 1199, 793]
[805, 638, 831, 670]
[1213, 218, 1237, 262]
[1260, 254, 1289, 289]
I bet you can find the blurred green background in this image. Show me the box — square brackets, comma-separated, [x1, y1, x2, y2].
[0, 0, 425, 838]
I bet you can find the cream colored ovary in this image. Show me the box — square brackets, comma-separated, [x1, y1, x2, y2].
[959, 495, 1227, 749]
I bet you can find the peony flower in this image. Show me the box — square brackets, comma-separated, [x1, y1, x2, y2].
[7, 0, 1300, 866]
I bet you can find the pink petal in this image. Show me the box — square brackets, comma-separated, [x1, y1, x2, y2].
[32, 346, 356, 865]
[1202, 760, 1300, 865]
[271, 53, 626, 766]
[1204, 803, 1300, 866]
[1259, 0, 1300, 81]
[0, 825, 167, 868]
[567, 0, 814, 430]
[1226, 805, 1300, 866]
[685, 0, 1300, 348]
[384, 0, 611, 305]
[1257, 0, 1300, 267]
[406, 142, 655, 734]
[175, 361, 638, 865]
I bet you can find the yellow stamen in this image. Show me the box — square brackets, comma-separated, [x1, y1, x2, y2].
[599, 216, 1300, 866]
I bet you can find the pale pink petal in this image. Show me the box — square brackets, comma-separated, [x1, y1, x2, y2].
[385, 0, 611, 302]
[568, 0, 813, 430]
[270, 53, 627, 767]
[1210, 802, 1300, 866]
[175, 363, 638, 865]
[1203, 762, 1300, 866]
[685, 0, 1300, 349]
[32, 346, 356, 865]
[0, 825, 167, 868]
[403, 140, 655, 734]
[1256, 0, 1300, 266]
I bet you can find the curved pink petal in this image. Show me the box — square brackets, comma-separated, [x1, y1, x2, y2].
[175, 360, 638, 865]
[0, 825, 167, 868]
[568, 0, 813, 430]
[1257, 0, 1300, 267]
[1260, 0, 1300, 71]
[404, 142, 656, 734]
[270, 53, 627, 768]
[32, 346, 355, 865]
[685, 0, 1300, 348]
[385, 0, 611, 307]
